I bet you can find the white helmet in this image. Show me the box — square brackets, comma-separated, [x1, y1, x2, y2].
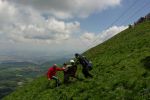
[70, 60, 75, 63]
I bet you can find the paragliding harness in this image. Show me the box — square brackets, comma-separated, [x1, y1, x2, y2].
[87, 61, 93, 71]
[79, 55, 93, 71]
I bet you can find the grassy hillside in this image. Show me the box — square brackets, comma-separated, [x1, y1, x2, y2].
[0, 62, 41, 99]
[0, 58, 69, 99]
[3, 21, 150, 100]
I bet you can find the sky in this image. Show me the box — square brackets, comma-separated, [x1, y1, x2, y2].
[0, 0, 150, 61]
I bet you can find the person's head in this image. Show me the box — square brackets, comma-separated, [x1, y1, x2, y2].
[75, 53, 79, 58]
[70, 60, 75, 65]
[63, 63, 67, 66]
[53, 64, 57, 68]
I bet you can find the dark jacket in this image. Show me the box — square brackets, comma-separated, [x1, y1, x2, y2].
[64, 64, 77, 77]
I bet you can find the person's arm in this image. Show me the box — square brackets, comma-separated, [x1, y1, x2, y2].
[47, 70, 51, 80]
[67, 65, 72, 68]
[75, 58, 80, 65]
[56, 67, 65, 71]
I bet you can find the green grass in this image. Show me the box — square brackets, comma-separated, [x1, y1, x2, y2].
[3, 21, 150, 100]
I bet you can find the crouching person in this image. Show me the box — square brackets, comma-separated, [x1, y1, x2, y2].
[63, 60, 78, 84]
[47, 64, 65, 87]
[63, 63, 70, 83]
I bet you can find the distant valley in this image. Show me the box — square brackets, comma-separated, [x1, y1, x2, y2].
[0, 56, 70, 99]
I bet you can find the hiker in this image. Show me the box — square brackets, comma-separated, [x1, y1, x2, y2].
[69, 60, 78, 78]
[47, 64, 65, 87]
[75, 53, 93, 78]
[63, 60, 78, 83]
[63, 63, 70, 83]
[82, 56, 93, 71]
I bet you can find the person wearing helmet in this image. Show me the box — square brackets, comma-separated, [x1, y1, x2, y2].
[63, 60, 78, 83]
[75, 53, 93, 78]
[69, 60, 78, 78]
[47, 64, 65, 87]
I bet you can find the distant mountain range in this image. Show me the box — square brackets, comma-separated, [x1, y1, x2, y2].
[0, 54, 72, 65]
[0, 55, 71, 99]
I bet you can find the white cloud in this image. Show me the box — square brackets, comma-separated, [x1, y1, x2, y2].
[0, 0, 83, 59]
[9, 0, 121, 19]
[98, 26, 128, 43]
[81, 26, 128, 48]
[99, 26, 128, 42]
[0, 0, 80, 44]
[0, 0, 123, 45]
[81, 32, 97, 42]
[0, 0, 125, 60]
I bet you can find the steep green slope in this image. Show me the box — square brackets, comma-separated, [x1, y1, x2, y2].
[0, 58, 70, 99]
[3, 21, 150, 100]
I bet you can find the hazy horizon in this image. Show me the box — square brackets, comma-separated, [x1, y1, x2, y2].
[0, 0, 149, 62]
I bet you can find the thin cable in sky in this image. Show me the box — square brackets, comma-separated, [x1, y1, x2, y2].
[85, 0, 141, 51]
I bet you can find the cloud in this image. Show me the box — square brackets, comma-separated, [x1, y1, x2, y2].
[98, 26, 128, 43]
[9, 0, 121, 19]
[0, 0, 80, 44]
[66, 25, 127, 53]
[0, 0, 123, 46]
[81, 26, 128, 47]
[0, 0, 125, 60]
[81, 32, 97, 42]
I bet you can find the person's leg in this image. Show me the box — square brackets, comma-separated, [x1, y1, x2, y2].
[82, 67, 93, 78]
[87, 71, 93, 78]
[52, 76, 60, 87]
[85, 67, 93, 78]
[82, 68, 88, 78]
[72, 75, 79, 80]
[73, 67, 78, 78]
[64, 73, 69, 84]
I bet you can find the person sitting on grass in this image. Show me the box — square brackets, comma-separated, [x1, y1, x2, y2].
[47, 64, 65, 87]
